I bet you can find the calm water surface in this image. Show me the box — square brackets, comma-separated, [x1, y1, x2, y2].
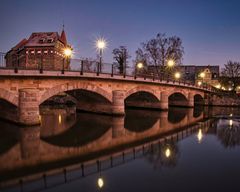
[1, 107, 240, 192]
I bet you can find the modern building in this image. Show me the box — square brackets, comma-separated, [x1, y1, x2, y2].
[5, 29, 72, 70]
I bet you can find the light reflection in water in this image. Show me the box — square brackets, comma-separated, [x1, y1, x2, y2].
[165, 148, 171, 158]
[97, 177, 104, 189]
[229, 119, 233, 128]
[58, 114, 62, 125]
[197, 129, 203, 143]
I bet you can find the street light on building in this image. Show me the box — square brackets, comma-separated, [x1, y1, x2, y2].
[96, 38, 106, 73]
[199, 72, 205, 86]
[62, 47, 72, 74]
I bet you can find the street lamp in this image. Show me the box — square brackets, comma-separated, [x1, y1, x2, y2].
[174, 72, 181, 80]
[96, 38, 106, 73]
[62, 47, 72, 74]
[165, 59, 175, 80]
[136, 62, 144, 69]
[167, 59, 175, 68]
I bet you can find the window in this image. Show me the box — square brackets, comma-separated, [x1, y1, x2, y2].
[39, 38, 45, 43]
[47, 38, 53, 43]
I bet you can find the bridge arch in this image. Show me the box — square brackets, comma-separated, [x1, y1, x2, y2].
[125, 87, 160, 109]
[0, 88, 18, 106]
[194, 94, 204, 105]
[39, 82, 112, 105]
[125, 86, 159, 100]
[168, 92, 188, 107]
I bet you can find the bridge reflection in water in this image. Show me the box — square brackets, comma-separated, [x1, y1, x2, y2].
[0, 106, 240, 191]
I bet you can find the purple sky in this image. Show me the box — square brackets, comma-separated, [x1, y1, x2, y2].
[1, 0, 240, 68]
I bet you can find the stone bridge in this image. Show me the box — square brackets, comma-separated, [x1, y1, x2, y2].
[0, 69, 212, 125]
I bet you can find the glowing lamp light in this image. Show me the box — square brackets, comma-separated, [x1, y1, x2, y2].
[198, 81, 202, 86]
[63, 48, 72, 57]
[216, 84, 221, 89]
[197, 129, 203, 143]
[97, 177, 104, 189]
[96, 38, 106, 50]
[174, 72, 181, 79]
[58, 114, 62, 124]
[229, 119, 233, 128]
[167, 59, 175, 67]
[200, 72, 205, 78]
[165, 148, 171, 158]
[137, 62, 144, 69]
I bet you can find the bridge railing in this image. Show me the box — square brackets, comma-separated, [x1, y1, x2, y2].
[0, 56, 216, 92]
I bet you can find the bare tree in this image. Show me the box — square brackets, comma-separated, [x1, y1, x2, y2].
[135, 33, 184, 78]
[221, 60, 240, 91]
[112, 46, 131, 74]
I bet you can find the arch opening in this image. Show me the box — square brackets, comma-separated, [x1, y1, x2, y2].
[125, 91, 160, 110]
[168, 92, 188, 107]
[194, 94, 204, 106]
[40, 89, 112, 115]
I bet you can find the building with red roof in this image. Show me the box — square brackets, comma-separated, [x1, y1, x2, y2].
[5, 29, 72, 70]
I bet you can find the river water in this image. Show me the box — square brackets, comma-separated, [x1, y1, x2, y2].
[1, 106, 240, 192]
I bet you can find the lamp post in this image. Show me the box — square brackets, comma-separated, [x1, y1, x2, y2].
[62, 47, 72, 74]
[166, 59, 175, 80]
[96, 38, 106, 74]
[174, 72, 181, 82]
[135, 62, 144, 79]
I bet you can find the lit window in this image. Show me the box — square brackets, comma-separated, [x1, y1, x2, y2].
[26, 51, 29, 54]
[50, 50, 53, 53]
[37, 50, 41, 54]
[31, 51, 35, 54]
[44, 50, 48, 54]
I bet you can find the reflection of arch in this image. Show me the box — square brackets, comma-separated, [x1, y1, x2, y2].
[193, 106, 204, 118]
[194, 94, 204, 105]
[0, 122, 18, 155]
[39, 83, 112, 105]
[41, 113, 112, 147]
[0, 88, 18, 106]
[125, 87, 159, 101]
[217, 120, 240, 148]
[168, 92, 188, 107]
[168, 107, 188, 124]
[124, 109, 159, 132]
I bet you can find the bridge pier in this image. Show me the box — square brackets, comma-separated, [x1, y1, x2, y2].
[160, 92, 169, 110]
[19, 88, 40, 125]
[112, 90, 125, 115]
[112, 116, 125, 138]
[187, 93, 194, 107]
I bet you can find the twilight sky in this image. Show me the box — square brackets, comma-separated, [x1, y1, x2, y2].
[1, 0, 240, 67]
